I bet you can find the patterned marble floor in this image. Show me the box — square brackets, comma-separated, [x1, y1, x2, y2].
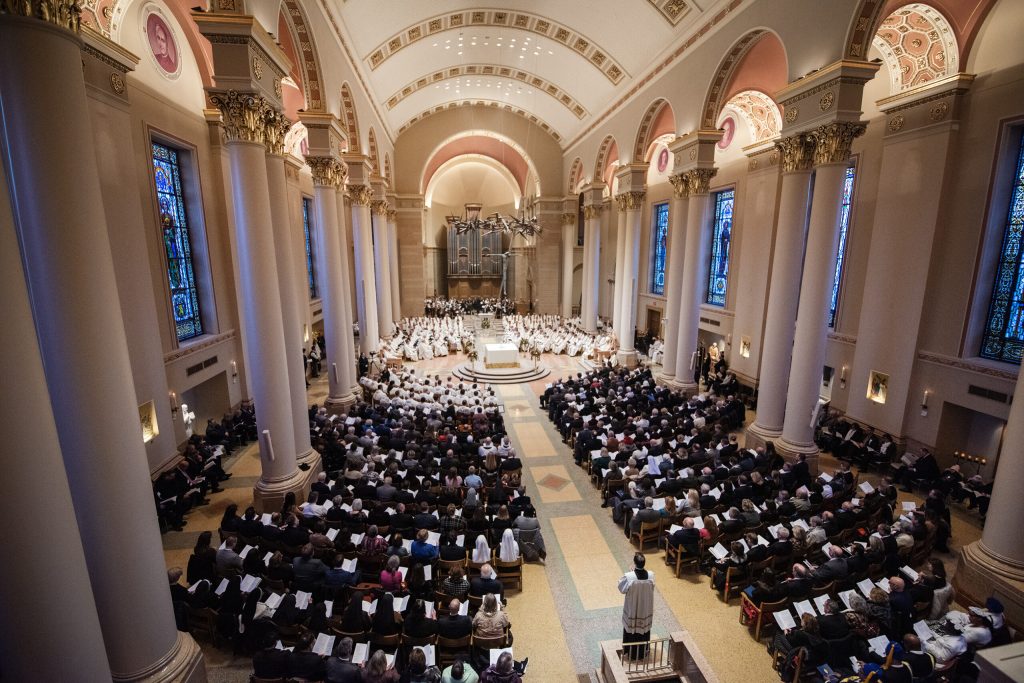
[163, 349, 983, 682]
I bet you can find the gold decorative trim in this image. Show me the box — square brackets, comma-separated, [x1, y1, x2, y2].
[615, 191, 646, 211]
[263, 110, 291, 156]
[109, 72, 125, 95]
[370, 200, 390, 216]
[775, 134, 815, 173]
[306, 156, 344, 188]
[0, 0, 80, 32]
[887, 115, 905, 133]
[669, 173, 690, 199]
[346, 184, 374, 206]
[784, 107, 798, 123]
[395, 99, 561, 143]
[809, 121, 865, 166]
[386, 208, 398, 221]
[208, 90, 272, 145]
[819, 92, 835, 111]
[647, 0, 691, 26]
[686, 168, 717, 195]
[582, 205, 602, 220]
[560, 212, 576, 226]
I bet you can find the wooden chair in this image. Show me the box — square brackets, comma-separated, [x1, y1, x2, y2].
[629, 519, 663, 550]
[493, 556, 523, 591]
[664, 540, 701, 578]
[437, 557, 467, 580]
[809, 580, 836, 599]
[739, 594, 788, 642]
[248, 677, 285, 683]
[371, 632, 401, 650]
[329, 626, 368, 643]
[437, 634, 472, 667]
[187, 606, 219, 645]
[711, 566, 744, 604]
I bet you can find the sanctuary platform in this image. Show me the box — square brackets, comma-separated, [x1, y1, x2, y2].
[451, 360, 550, 385]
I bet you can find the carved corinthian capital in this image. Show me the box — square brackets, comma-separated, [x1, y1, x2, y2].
[583, 205, 602, 221]
[306, 156, 343, 188]
[686, 168, 717, 196]
[347, 184, 374, 206]
[0, 0, 80, 32]
[615, 191, 646, 212]
[669, 173, 690, 199]
[208, 90, 271, 144]
[809, 121, 866, 166]
[386, 209, 397, 221]
[263, 110, 291, 156]
[560, 212, 576, 226]
[370, 200, 389, 216]
[776, 133, 816, 173]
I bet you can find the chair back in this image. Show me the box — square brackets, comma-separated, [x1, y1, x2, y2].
[371, 632, 401, 649]
[472, 632, 510, 649]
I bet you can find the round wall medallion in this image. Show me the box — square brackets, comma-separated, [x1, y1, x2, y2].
[785, 107, 798, 124]
[689, 148, 697, 160]
[819, 91, 835, 111]
[929, 102, 949, 121]
[110, 72, 126, 94]
[142, 4, 182, 80]
[888, 115, 905, 132]
[717, 116, 735, 150]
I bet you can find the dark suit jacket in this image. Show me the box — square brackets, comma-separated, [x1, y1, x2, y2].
[630, 507, 661, 531]
[288, 651, 326, 681]
[324, 657, 362, 683]
[437, 614, 473, 639]
[669, 527, 701, 552]
[469, 576, 505, 599]
[812, 557, 848, 583]
[253, 648, 290, 678]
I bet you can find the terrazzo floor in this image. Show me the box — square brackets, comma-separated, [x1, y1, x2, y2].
[162, 348, 983, 682]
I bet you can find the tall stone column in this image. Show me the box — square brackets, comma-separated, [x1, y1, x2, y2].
[0, 136, 112, 682]
[371, 198, 394, 338]
[581, 184, 604, 333]
[615, 190, 646, 366]
[387, 206, 402, 321]
[612, 204, 627, 334]
[305, 155, 357, 408]
[561, 212, 576, 318]
[672, 170, 717, 392]
[335, 187, 361, 397]
[210, 91, 302, 506]
[265, 114, 317, 468]
[347, 182, 380, 353]
[779, 123, 866, 464]
[0, 7, 203, 679]
[658, 173, 690, 382]
[600, 198, 614, 321]
[746, 134, 816, 444]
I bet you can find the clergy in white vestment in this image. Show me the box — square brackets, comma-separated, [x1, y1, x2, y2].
[618, 552, 655, 660]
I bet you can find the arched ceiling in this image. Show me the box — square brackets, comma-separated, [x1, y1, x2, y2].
[322, 0, 744, 146]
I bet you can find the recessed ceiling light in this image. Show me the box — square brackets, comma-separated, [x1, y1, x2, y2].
[548, 50, 553, 55]
[518, 55, 524, 59]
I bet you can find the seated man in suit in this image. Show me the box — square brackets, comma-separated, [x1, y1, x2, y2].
[287, 633, 326, 682]
[629, 497, 661, 534]
[901, 634, 936, 681]
[667, 516, 701, 555]
[811, 545, 848, 583]
[215, 535, 244, 573]
[469, 564, 505, 601]
[437, 599, 473, 639]
[769, 527, 793, 559]
[291, 543, 327, 590]
[324, 637, 361, 683]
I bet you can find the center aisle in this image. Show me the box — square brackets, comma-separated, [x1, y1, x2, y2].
[502, 358, 775, 682]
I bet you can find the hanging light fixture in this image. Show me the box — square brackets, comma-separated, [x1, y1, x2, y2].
[446, 199, 541, 239]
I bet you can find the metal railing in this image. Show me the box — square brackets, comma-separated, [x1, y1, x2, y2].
[617, 637, 674, 678]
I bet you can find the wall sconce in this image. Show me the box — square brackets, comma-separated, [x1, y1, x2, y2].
[954, 450, 988, 475]
[920, 390, 930, 417]
[169, 391, 179, 418]
[839, 366, 848, 389]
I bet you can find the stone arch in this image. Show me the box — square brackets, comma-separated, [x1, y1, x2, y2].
[632, 99, 676, 163]
[700, 30, 786, 131]
[384, 152, 394, 188]
[340, 82, 361, 153]
[567, 157, 584, 195]
[420, 132, 541, 198]
[871, 3, 959, 93]
[720, 90, 782, 143]
[281, 0, 326, 111]
[367, 127, 381, 175]
[593, 135, 619, 186]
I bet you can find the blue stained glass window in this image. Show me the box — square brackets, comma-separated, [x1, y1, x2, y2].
[650, 202, 669, 295]
[152, 142, 203, 342]
[981, 135, 1024, 364]
[828, 166, 857, 328]
[302, 197, 319, 299]
[705, 189, 735, 306]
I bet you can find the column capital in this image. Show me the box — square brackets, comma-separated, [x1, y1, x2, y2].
[386, 208, 397, 221]
[208, 90, 274, 144]
[370, 199, 390, 216]
[263, 109, 291, 156]
[686, 168, 717, 196]
[615, 190, 646, 212]
[809, 121, 866, 166]
[560, 212, 577, 226]
[669, 173, 690, 199]
[347, 183, 374, 206]
[306, 156, 345, 188]
[0, 0, 80, 32]
[583, 205, 602, 220]
[775, 133, 816, 173]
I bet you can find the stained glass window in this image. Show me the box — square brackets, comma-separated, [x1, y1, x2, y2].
[828, 166, 857, 328]
[650, 202, 669, 295]
[302, 197, 319, 299]
[981, 135, 1024, 363]
[705, 188, 734, 306]
[152, 142, 203, 342]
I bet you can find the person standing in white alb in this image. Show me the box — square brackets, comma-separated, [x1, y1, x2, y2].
[618, 552, 655, 660]
[181, 403, 196, 439]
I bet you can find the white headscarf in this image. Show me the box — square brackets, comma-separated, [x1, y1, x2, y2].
[472, 534, 491, 563]
[499, 528, 519, 562]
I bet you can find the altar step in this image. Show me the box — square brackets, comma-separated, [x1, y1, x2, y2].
[451, 361, 550, 385]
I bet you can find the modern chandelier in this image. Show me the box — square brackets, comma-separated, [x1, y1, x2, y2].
[446, 197, 542, 240]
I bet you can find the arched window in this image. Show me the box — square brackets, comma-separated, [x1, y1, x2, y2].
[705, 188, 734, 307]
[302, 197, 319, 300]
[152, 142, 203, 342]
[828, 165, 857, 328]
[650, 202, 669, 295]
[981, 135, 1024, 363]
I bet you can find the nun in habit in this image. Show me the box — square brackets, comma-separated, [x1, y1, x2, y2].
[618, 553, 655, 660]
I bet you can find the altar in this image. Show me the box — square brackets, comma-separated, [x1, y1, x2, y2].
[484, 342, 518, 368]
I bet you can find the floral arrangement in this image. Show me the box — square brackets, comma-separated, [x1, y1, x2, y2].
[530, 345, 541, 360]
[467, 348, 479, 363]
[518, 338, 529, 352]
[481, 318, 491, 329]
